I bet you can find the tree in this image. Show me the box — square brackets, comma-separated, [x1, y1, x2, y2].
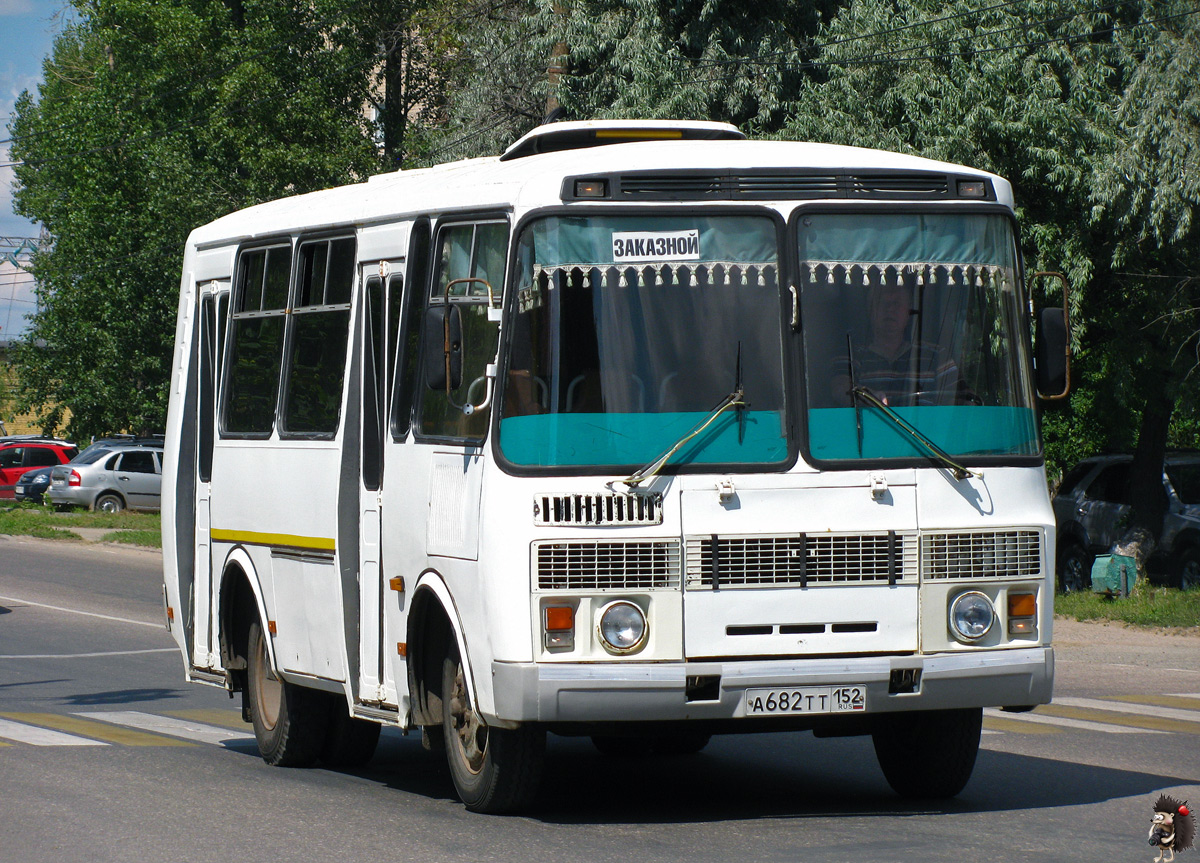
[8, 0, 378, 440]
[781, 0, 1200, 541]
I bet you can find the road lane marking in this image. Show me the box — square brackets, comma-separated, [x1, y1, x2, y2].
[73, 711, 255, 746]
[1104, 694, 1200, 712]
[1037, 703, 1199, 734]
[1053, 696, 1200, 724]
[167, 708, 251, 731]
[0, 712, 193, 746]
[0, 716, 109, 746]
[983, 707, 1163, 734]
[981, 712, 1061, 734]
[0, 648, 177, 659]
[0, 594, 161, 629]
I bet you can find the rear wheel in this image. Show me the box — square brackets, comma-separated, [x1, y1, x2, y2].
[246, 620, 329, 766]
[94, 492, 124, 513]
[1057, 542, 1091, 593]
[442, 647, 544, 813]
[872, 708, 982, 798]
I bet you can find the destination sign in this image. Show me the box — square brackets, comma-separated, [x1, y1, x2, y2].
[611, 230, 701, 262]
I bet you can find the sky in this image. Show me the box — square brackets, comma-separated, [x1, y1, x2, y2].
[1, 0, 71, 239]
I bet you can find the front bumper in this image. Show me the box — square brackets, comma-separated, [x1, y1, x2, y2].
[491, 646, 1053, 724]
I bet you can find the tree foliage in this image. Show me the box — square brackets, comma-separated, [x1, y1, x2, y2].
[8, 0, 378, 439]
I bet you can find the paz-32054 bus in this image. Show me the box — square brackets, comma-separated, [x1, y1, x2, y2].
[163, 119, 1070, 813]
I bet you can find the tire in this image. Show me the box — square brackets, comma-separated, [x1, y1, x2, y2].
[320, 698, 381, 768]
[442, 647, 544, 813]
[246, 620, 330, 767]
[94, 492, 124, 513]
[1057, 542, 1091, 594]
[872, 708, 982, 799]
[1173, 546, 1200, 591]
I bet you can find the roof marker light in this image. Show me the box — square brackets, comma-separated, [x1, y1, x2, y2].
[574, 179, 608, 198]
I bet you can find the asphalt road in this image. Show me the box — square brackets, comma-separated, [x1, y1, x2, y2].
[1, 535, 1198, 862]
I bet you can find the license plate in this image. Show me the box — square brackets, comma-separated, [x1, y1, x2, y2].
[744, 685, 866, 716]
[14, 486, 25, 494]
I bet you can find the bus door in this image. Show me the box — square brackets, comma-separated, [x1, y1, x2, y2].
[193, 279, 228, 669]
[358, 258, 405, 704]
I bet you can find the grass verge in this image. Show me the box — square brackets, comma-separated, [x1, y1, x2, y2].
[0, 502, 161, 547]
[1056, 585, 1200, 629]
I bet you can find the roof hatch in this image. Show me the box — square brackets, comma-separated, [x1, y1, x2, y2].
[500, 119, 745, 161]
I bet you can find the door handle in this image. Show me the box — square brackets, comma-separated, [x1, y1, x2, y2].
[118, 476, 130, 481]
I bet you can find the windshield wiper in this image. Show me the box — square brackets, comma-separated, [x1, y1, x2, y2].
[849, 385, 980, 480]
[620, 346, 747, 489]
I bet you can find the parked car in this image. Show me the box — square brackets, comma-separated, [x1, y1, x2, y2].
[14, 466, 55, 503]
[47, 444, 163, 512]
[1053, 453, 1200, 592]
[0, 437, 78, 498]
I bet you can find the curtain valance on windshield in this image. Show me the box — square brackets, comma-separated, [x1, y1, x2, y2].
[796, 212, 1016, 287]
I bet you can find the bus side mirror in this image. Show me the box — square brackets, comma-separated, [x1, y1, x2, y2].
[1035, 306, 1068, 399]
[424, 304, 463, 392]
[1030, 271, 1070, 401]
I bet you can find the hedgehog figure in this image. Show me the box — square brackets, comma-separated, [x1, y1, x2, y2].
[1150, 794, 1196, 862]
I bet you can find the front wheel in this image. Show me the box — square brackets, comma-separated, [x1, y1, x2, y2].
[442, 647, 544, 813]
[246, 620, 329, 766]
[1174, 546, 1200, 591]
[872, 708, 982, 798]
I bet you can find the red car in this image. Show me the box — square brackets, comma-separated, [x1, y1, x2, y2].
[0, 437, 79, 498]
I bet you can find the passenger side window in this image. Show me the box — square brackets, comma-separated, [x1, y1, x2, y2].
[281, 237, 355, 436]
[224, 244, 292, 436]
[25, 448, 61, 467]
[0, 448, 23, 468]
[117, 451, 157, 474]
[1088, 464, 1131, 504]
[418, 220, 507, 440]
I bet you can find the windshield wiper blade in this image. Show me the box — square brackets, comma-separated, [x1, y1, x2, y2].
[849, 385, 980, 480]
[619, 386, 745, 488]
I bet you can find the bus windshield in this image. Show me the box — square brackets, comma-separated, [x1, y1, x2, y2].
[499, 214, 787, 469]
[799, 211, 1038, 461]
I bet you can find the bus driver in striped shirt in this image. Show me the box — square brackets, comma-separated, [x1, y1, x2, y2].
[831, 283, 974, 407]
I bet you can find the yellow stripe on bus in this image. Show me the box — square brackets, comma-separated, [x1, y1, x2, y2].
[210, 529, 335, 552]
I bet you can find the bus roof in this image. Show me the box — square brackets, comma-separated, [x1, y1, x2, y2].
[188, 134, 1010, 249]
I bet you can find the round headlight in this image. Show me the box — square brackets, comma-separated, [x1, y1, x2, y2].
[949, 591, 995, 642]
[597, 600, 648, 654]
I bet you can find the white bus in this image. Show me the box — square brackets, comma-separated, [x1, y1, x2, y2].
[163, 119, 1069, 813]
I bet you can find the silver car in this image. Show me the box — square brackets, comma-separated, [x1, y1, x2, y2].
[47, 445, 163, 512]
[1053, 454, 1200, 592]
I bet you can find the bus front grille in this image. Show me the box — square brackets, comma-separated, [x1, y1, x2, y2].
[535, 540, 681, 590]
[921, 530, 1042, 579]
[534, 492, 663, 526]
[684, 533, 918, 589]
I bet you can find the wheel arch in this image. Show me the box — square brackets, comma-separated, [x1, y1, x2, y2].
[406, 570, 475, 729]
[93, 489, 127, 511]
[217, 546, 272, 692]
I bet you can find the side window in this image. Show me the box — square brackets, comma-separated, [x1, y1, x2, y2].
[0, 447, 23, 468]
[104, 453, 121, 470]
[393, 218, 430, 439]
[418, 220, 507, 440]
[25, 448, 61, 467]
[224, 244, 292, 436]
[117, 451, 157, 474]
[281, 237, 355, 436]
[1088, 463, 1131, 504]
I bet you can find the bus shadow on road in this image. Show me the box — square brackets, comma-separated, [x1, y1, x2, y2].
[358, 730, 1195, 823]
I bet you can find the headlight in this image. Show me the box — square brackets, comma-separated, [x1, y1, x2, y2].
[597, 600, 647, 654]
[949, 591, 995, 642]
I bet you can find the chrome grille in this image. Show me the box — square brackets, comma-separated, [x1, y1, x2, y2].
[533, 492, 663, 526]
[535, 540, 681, 590]
[685, 533, 917, 589]
[921, 530, 1042, 579]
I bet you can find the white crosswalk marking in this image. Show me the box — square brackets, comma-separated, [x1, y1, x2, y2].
[983, 708, 1164, 734]
[72, 711, 255, 746]
[0, 716, 108, 746]
[1052, 696, 1200, 723]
